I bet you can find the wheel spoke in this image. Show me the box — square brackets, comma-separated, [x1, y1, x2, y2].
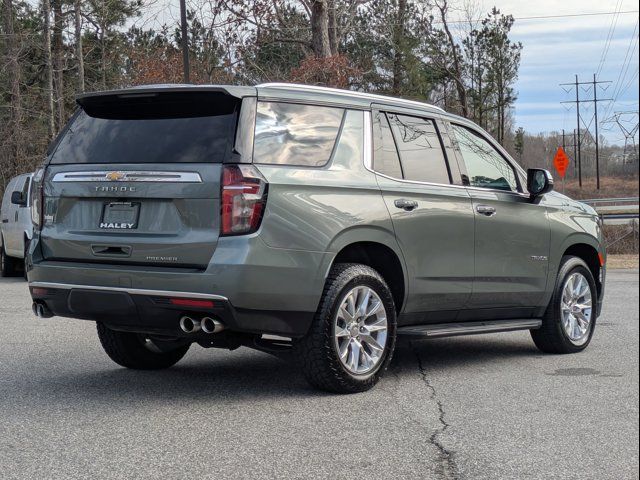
[360, 333, 384, 354]
[348, 340, 361, 372]
[357, 288, 372, 318]
[365, 298, 382, 317]
[335, 325, 350, 338]
[339, 339, 350, 360]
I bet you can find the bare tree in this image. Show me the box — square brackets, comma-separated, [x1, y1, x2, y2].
[52, 0, 65, 127]
[42, 0, 55, 137]
[75, 0, 85, 92]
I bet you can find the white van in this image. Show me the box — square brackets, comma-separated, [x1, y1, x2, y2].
[1, 173, 33, 277]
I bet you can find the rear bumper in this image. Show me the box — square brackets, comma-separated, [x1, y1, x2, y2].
[29, 281, 314, 338]
[27, 234, 330, 337]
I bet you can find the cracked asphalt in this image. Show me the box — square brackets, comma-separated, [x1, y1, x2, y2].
[0, 270, 638, 479]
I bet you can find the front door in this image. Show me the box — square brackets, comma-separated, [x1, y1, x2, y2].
[448, 123, 550, 313]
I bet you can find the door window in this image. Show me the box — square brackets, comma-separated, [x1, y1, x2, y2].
[20, 177, 31, 206]
[373, 111, 403, 178]
[451, 125, 518, 192]
[388, 114, 451, 184]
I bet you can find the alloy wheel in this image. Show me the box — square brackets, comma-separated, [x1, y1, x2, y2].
[334, 286, 388, 375]
[560, 272, 593, 346]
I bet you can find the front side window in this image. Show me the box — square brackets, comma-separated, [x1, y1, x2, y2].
[451, 125, 518, 192]
[388, 114, 450, 184]
[254, 102, 344, 167]
[20, 177, 31, 206]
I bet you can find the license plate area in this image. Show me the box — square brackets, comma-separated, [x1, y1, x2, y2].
[100, 202, 140, 230]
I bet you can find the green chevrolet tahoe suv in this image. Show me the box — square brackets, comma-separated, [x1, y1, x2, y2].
[27, 83, 606, 393]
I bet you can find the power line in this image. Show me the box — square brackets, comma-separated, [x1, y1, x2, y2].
[604, 18, 639, 121]
[596, 0, 624, 77]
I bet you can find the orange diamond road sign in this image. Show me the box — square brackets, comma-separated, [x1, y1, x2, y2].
[553, 147, 570, 178]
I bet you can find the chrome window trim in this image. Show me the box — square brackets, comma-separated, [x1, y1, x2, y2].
[364, 111, 530, 198]
[52, 171, 203, 183]
[29, 281, 228, 301]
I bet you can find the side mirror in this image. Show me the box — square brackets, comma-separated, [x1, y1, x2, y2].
[527, 169, 554, 202]
[10, 191, 27, 207]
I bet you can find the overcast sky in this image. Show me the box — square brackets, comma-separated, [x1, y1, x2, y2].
[139, 0, 639, 146]
[485, 0, 639, 145]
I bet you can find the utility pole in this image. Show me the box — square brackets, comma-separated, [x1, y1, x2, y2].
[560, 74, 612, 189]
[593, 74, 601, 189]
[560, 128, 577, 181]
[179, 0, 190, 83]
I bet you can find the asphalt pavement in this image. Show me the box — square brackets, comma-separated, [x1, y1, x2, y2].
[0, 270, 638, 479]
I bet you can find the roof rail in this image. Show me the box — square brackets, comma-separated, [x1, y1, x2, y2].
[257, 82, 445, 112]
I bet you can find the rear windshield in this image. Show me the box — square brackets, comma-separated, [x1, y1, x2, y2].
[50, 93, 238, 164]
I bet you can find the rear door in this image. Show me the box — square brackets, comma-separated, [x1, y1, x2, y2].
[371, 108, 475, 320]
[447, 122, 550, 313]
[40, 90, 247, 269]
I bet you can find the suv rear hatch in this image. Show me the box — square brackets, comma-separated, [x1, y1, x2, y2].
[40, 88, 252, 269]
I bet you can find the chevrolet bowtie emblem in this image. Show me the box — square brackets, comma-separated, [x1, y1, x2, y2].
[105, 171, 126, 181]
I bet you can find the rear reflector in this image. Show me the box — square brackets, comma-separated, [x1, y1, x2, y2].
[170, 298, 215, 308]
[598, 252, 605, 266]
[31, 287, 49, 296]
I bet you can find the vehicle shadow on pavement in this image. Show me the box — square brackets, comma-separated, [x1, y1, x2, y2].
[12, 335, 543, 404]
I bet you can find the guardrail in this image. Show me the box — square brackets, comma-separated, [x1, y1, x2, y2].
[582, 197, 639, 205]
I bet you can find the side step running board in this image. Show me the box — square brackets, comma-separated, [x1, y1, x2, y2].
[397, 319, 542, 338]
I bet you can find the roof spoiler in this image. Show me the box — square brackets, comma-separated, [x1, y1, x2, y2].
[76, 85, 257, 108]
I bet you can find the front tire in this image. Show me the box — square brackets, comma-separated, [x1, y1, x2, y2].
[1, 244, 18, 277]
[293, 263, 397, 393]
[97, 322, 190, 370]
[531, 256, 597, 353]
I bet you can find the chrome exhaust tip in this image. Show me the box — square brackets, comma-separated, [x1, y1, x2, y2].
[179, 316, 201, 334]
[32, 302, 53, 319]
[201, 317, 225, 334]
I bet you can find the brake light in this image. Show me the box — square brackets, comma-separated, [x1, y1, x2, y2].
[221, 165, 267, 236]
[30, 167, 45, 229]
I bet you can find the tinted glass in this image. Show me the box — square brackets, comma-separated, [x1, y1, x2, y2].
[388, 114, 450, 184]
[21, 177, 31, 205]
[451, 125, 518, 192]
[332, 110, 364, 167]
[51, 103, 236, 164]
[373, 111, 403, 178]
[254, 102, 344, 167]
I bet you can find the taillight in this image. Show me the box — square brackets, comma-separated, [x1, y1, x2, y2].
[221, 165, 267, 236]
[30, 167, 45, 229]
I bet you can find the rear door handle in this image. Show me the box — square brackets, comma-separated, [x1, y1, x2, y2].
[394, 199, 418, 211]
[1, 219, 8, 223]
[476, 205, 496, 216]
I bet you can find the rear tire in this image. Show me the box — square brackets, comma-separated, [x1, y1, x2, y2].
[97, 322, 190, 370]
[1, 244, 18, 277]
[531, 256, 597, 354]
[293, 263, 397, 394]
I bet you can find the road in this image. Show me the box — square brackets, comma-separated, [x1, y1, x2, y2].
[0, 270, 638, 479]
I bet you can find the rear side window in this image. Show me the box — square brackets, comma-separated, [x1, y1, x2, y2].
[373, 111, 403, 178]
[254, 102, 344, 167]
[50, 93, 238, 164]
[387, 114, 450, 184]
[451, 124, 518, 192]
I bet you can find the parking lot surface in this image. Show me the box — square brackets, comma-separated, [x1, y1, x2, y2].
[0, 270, 638, 479]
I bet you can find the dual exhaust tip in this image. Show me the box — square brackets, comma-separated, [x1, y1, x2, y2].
[179, 316, 225, 335]
[32, 302, 53, 319]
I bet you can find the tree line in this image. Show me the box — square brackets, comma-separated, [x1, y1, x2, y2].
[1, 0, 525, 189]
